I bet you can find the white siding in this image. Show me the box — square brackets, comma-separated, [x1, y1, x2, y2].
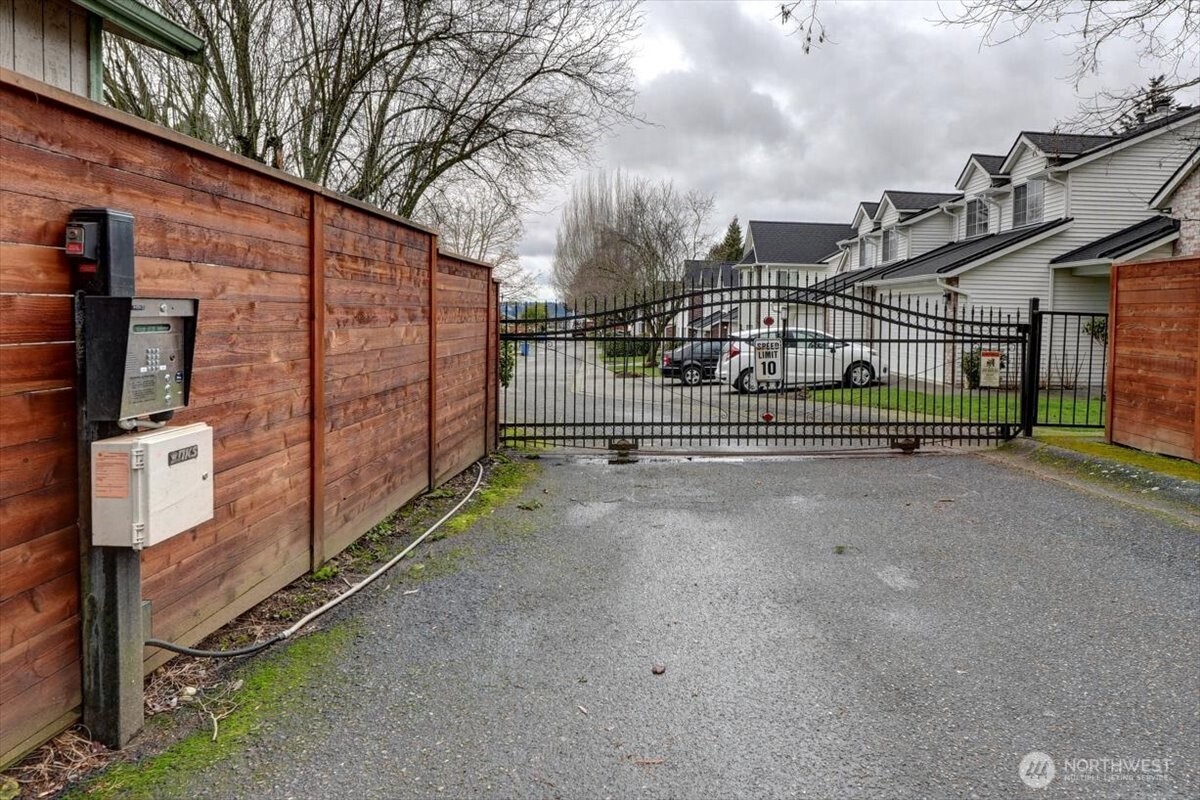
[879, 200, 901, 227]
[2, 0, 91, 95]
[822, 286, 873, 345]
[1125, 242, 1176, 263]
[962, 164, 993, 197]
[957, 234, 1062, 313]
[1045, 272, 1109, 387]
[1008, 145, 1046, 182]
[1066, 119, 1200, 243]
[1050, 271, 1109, 313]
[907, 213, 954, 257]
[874, 288, 952, 384]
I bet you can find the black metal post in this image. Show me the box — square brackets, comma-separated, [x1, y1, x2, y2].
[72, 208, 145, 749]
[1021, 297, 1041, 437]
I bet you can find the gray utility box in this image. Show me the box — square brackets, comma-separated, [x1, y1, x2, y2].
[84, 297, 198, 422]
[91, 424, 214, 550]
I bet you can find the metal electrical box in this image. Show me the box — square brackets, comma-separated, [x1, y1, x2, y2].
[83, 297, 198, 422]
[67, 208, 136, 296]
[91, 423, 214, 550]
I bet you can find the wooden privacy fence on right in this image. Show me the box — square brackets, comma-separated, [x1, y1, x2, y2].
[1106, 259, 1200, 462]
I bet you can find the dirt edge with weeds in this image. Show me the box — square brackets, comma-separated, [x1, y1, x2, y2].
[5, 452, 541, 799]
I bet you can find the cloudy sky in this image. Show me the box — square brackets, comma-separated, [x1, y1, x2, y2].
[517, 0, 1190, 299]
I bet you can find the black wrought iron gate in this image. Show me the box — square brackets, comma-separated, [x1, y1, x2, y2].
[500, 284, 1032, 452]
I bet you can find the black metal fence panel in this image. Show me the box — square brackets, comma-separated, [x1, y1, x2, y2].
[1029, 308, 1109, 428]
[500, 278, 1037, 451]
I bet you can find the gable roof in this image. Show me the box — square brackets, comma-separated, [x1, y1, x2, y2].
[1002, 107, 1200, 173]
[1023, 132, 1115, 158]
[973, 154, 1006, 174]
[955, 153, 1008, 189]
[880, 190, 961, 214]
[1049, 216, 1180, 265]
[851, 202, 880, 228]
[863, 218, 1071, 284]
[684, 259, 737, 288]
[742, 220, 857, 265]
[1151, 145, 1200, 209]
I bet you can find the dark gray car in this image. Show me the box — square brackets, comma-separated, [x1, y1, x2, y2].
[660, 339, 729, 385]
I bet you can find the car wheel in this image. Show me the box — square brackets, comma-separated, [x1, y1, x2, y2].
[735, 367, 760, 394]
[843, 361, 875, 388]
[681, 364, 703, 386]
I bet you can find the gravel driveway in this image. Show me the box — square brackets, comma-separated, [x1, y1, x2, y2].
[174, 453, 1199, 799]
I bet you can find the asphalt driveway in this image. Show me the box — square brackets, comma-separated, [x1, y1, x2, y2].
[172, 453, 1199, 799]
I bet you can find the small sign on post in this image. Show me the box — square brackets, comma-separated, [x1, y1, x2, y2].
[979, 350, 1002, 388]
[754, 339, 782, 384]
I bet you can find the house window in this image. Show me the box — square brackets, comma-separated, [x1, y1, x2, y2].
[965, 199, 989, 237]
[857, 239, 869, 268]
[1013, 179, 1045, 227]
[881, 229, 896, 263]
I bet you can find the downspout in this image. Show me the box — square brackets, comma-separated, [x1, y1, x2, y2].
[937, 278, 970, 385]
[937, 278, 970, 302]
[938, 201, 962, 239]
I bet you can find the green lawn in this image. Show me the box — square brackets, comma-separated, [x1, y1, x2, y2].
[601, 355, 656, 377]
[807, 387, 1103, 426]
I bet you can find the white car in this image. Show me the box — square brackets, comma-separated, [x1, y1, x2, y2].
[717, 327, 887, 393]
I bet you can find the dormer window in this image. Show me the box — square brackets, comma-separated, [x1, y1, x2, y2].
[881, 229, 897, 263]
[858, 238, 870, 268]
[965, 199, 989, 238]
[1013, 179, 1045, 227]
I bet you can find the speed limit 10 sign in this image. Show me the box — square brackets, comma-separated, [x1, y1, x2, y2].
[754, 339, 782, 383]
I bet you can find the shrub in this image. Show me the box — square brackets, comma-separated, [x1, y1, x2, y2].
[499, 341, 516, 387]
[603, 337, 651, 358]
[1082, 317, 1108, 346]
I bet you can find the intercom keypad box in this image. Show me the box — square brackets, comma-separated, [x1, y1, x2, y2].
[84, 297, 198, 422]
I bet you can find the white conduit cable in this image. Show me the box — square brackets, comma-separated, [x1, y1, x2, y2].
[145, 461, 487, 658]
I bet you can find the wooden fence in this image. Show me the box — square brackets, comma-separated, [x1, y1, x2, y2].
[1106, 259, 1200, 462]
[0, 69, 497, 765]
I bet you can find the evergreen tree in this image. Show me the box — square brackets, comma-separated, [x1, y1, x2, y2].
[708, 216, 744, 262]
[1113, 76, 1179, 133]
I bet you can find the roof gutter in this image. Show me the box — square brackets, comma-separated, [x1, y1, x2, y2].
[863, 219, 1073, 288]
[74, 0, 205, 63]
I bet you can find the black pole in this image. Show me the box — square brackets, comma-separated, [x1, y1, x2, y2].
[72, 209, 145, 748]
[1021, 297, 1041, 437]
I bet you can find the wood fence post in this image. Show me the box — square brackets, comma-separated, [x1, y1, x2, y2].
[428, 236, 439, 489]
[1105, 264, 1118, 445]
[484, 278, 494, 455]
[310, 193, 326, 569]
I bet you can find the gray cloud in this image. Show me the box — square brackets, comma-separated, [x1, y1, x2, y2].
[519, 0, 1166, 295]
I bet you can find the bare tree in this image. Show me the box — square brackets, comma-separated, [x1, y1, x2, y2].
[416, 175, 537, 300]
[939, 0, 1200, 130]
[552, 170, 714, 363]
[105, 0, 641, 223]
